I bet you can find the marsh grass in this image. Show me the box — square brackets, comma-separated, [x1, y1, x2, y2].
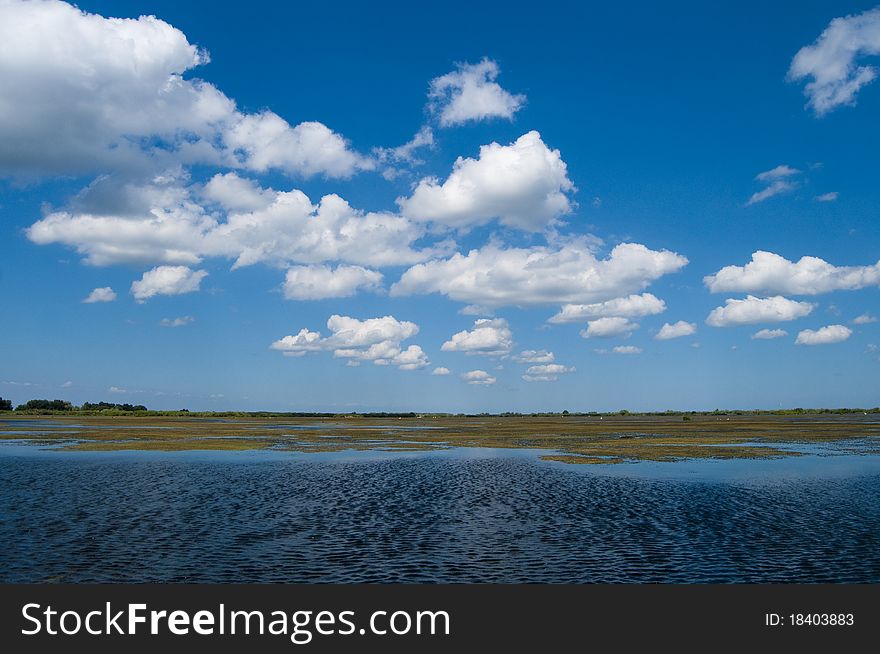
[1, 414, 877, 463]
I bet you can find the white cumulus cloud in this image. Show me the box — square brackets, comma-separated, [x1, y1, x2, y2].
[522, 363, 574, 382]
[655, 321, 697, 340]
[441, 318, 513, 356]
[130, 265, 207, 302]
[853, 313, 877, 325]
[580, 317, 638, 339]
[282, 265, 383, 300]
[460, 370, 496, 385]
[512, 350, 555, 364]
[0, 0, 369, 179]
[428, 58, 525, 126]
[83, 286, 116, 303]
[431, 367, 451, 376]
[752, 328, 788, 340]
[27, 174, 447, 270]
[391, 240, 687, 308]
[397, 131, 575, 232]
[706, 295, 815, 327]
[795, 324, 853, 345]
[548, 293, 666, 323]
[704, 251, 880, 295]
[788, 8, 880, 115]
[270, 315, 428, 370]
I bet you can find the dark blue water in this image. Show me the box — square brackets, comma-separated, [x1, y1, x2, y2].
[1, 445, 879, 583]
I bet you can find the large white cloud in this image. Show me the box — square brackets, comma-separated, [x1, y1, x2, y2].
[795, 324, 853, 345]
[282, 265, 382, 300]
[224, 114, 372, 179]
[270, 315, 428, 370]
[391, 240, 687, 308]
[705, 295, 815, 327]
[580, 317, 638, 339]
[201, 172, 276, 212]
[130, 265, 207, 302]
[397, 131, 575, 232]
[0, 0, 368, 178]
[28, 174, 447, 269]
[441, 318, 513, 356]
[789, 8, 880, 115]
[548, 293, 666, 324]
[428, 58, 525, 126]
[705, 251, 880, 295]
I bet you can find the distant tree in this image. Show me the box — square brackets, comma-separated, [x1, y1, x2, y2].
[562, 410, 570, 416]
[16, 399, 74, 412]
[0, 397, 12, 411]
[81, 401, 147, 412]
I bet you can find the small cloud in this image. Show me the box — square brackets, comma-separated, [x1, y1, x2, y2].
[429, 58, 525, 126]
[815, 191, 839, 202]
[61, 380, 73, 388]
[459, 305, 494, 317]
[512, 349, 555, 364]
[612, 345, 642, 355]
[755, 165, 800, 182]
[159, 316, 195, 328]
[795, 324, 852, 345]
[752, 328, 788, 340]
[853, 313, 877, 325]
[460, 369, 496, 385]
[83, 286, 116, 303]
[521, 363, 574, 382]
[591, 197, 602, 208]
[747, 180, 796, 206]
[108, 386, 127, 393]
[747, 165, 801, 206]
[655, 321, 697, 340]
[431, 367, 451, 376]
[580, 317, 639, 339]
[131, 266, 207, 303]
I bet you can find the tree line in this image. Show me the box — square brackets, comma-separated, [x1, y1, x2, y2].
[3, 399, 147, 413]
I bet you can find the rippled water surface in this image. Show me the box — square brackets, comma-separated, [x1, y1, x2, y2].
[1, 446, 879, 583]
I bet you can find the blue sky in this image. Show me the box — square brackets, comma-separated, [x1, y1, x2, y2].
[1, 0, 879, 412]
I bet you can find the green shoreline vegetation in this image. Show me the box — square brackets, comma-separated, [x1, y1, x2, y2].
[1, 397, 879, 463]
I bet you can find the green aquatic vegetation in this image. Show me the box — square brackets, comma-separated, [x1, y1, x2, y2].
[0, 414, 877, 463]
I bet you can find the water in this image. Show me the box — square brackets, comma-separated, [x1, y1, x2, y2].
[1, 444, 879, 583]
